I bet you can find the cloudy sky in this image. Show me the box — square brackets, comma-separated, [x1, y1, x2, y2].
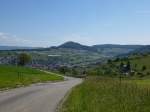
[0, 0, 150, 47]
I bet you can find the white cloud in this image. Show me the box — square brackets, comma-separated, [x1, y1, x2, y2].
[0, 32, 30, 46]
[0, 32, 56, 47]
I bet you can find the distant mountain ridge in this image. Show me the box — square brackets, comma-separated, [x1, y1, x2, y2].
[0, 46, 39, 50]
[0, 41, 148, 67]
[129, 45, 150, 54]
[92, 44, 142, 49]
[0, 42, 145, 57]
[58, 42, 143, 52]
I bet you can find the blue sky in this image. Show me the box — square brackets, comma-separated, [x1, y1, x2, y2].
[0, 0, 150, 47]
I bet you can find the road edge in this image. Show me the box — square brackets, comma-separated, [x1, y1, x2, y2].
[55, 81, 82, 112]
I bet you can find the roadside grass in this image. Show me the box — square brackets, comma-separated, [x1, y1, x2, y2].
[128, 79, 150, 87]
[61, 76, 150, 112]
[0, 65, 63, 89]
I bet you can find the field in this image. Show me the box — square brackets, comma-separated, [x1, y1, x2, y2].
[114, 55, 150, 74]
[129, 55, 150, 73]
[0, 65, 63, 89]
[60, 77, 150, 112]
[88, 54, 150, 77]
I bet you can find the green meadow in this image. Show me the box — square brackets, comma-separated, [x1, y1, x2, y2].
[0, 65, 63, 89]
[60, 77, 150, 112]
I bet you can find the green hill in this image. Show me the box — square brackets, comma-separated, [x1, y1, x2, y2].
[93, 44, 142, 56]
[122, 54, 150, 75]
[87, 54, 150, 77]
[58, 41, 98, 52]
[0, 65, 63, 89]
[111, 54, 150, 76]
[0, 42, 143, 68]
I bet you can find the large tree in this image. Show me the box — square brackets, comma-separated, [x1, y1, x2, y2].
[18, 53, 31, 66]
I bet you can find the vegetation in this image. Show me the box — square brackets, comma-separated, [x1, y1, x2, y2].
[0, 42, 141, 68]
[0, 65, 63, 89]
[61, 77, 150, 112]
[17, 53, 31, 66]
[60, 54, 150, 112]
[87, 54, 150, 77]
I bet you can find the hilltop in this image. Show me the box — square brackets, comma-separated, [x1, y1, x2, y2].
[58, 41, 98, 52]
[0, 41, 145, 68]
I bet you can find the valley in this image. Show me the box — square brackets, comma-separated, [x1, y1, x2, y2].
[0, 42, 150, 112]
[1, 1, 150, 112]
[0, 42, 143, 72]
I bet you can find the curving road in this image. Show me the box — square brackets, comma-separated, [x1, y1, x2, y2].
[0, 77, 82, 112]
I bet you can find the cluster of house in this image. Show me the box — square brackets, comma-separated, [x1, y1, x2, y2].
[30, 62, 71, 71]
[0, 56, 74, 72]
[0, 56, 18, 65]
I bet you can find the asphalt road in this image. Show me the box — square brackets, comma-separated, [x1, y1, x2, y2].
[0, 77, 82, 112]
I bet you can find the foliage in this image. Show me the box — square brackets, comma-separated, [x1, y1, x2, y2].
[18, 53, 31, 66]
[126, 61, 131, 71]
[58, 66, 70, 74]
[88, 54, 150, 77]
[142, 65, 147, 71]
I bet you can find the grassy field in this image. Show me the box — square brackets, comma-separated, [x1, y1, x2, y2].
[61, 77, 150, 112]
[87, 54, 150, 77]
[0, 65, 63, 89]
[117, 55, 150, 74]
[130, 55, 150, 73]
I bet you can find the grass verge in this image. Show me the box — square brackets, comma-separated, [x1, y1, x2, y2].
[60, 76, 150, 112]
[0, 65, 63, 89]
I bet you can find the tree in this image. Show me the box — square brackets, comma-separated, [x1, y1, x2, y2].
[18, 53, 31, 66]
[119, 62, 124, 73]
[58, 66, 69, 75]
[134, 64, 137, 68]
[107, 59, 112, 64]
[115, 57, 120, 62]
[126, 61, 131, 72]
[142, 65, 147, 71]
[71, 68, 78, 75]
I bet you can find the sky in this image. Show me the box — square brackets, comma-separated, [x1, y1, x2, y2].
[0, 0, 150, 47]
